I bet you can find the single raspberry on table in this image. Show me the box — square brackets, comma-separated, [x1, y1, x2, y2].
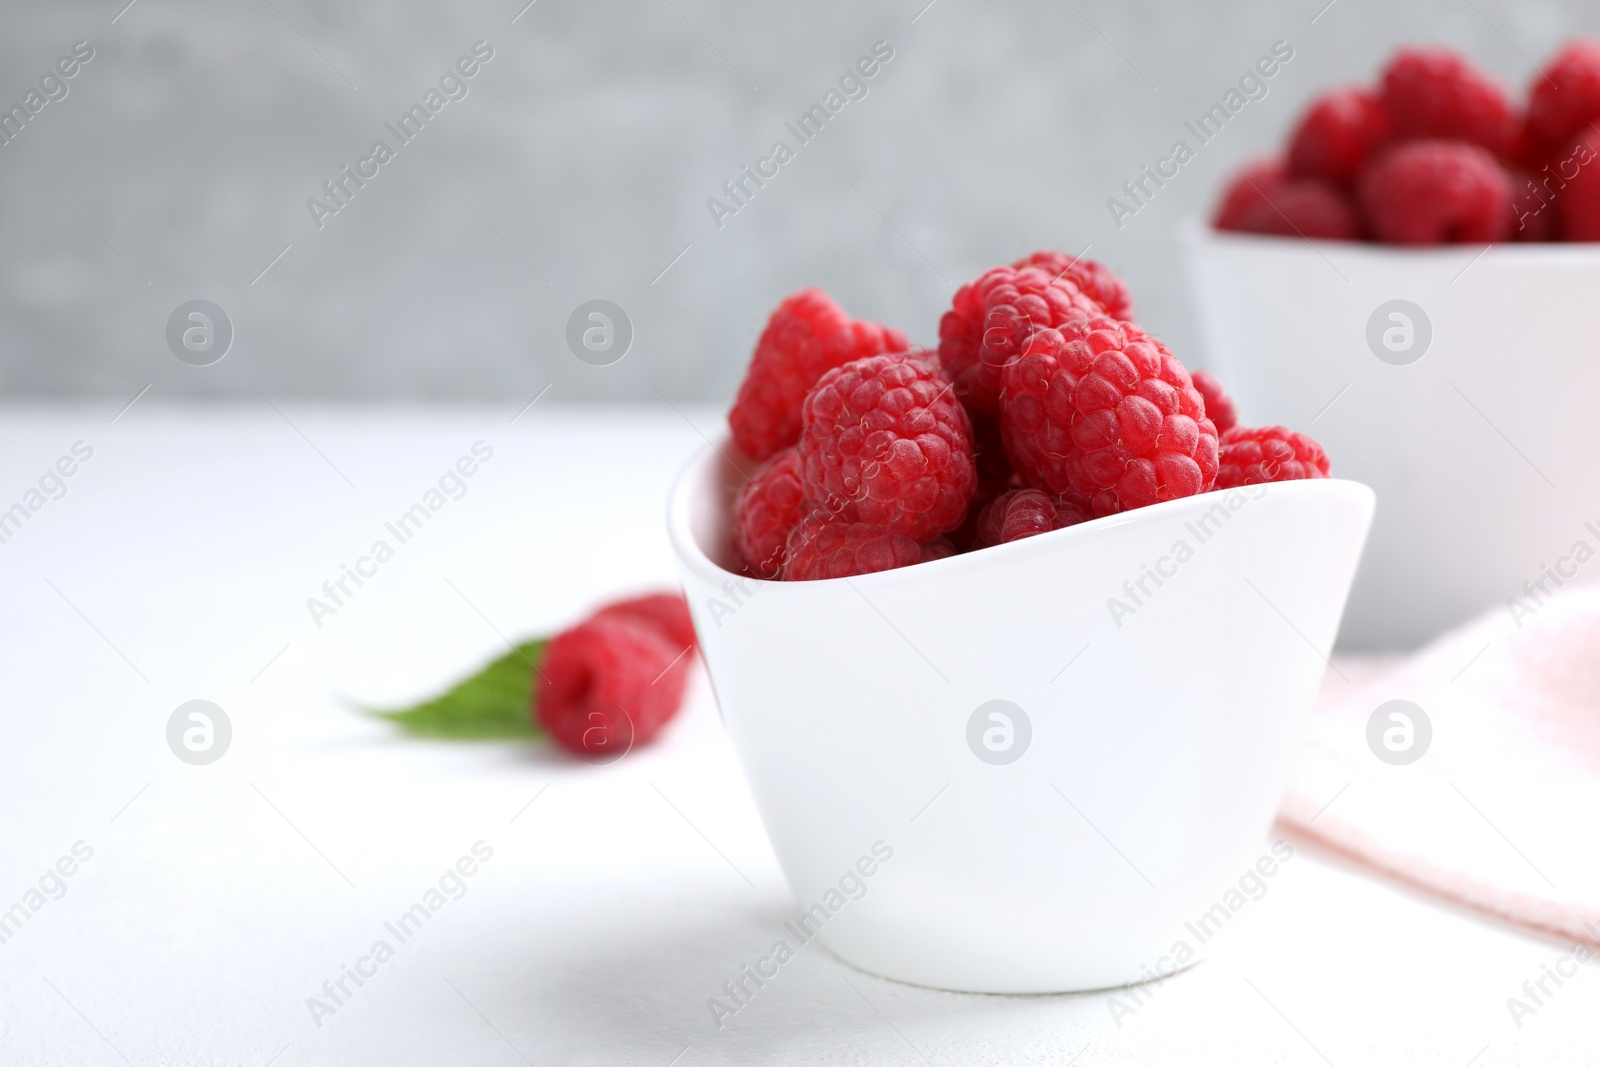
[1357, 140, 1513, 244]
[729, 289, 908, 461]
[938, 265, 1104, 416]
[592, 591, 697, 652]
[732, 448, 810, 578]
[1011, 251, 1133, 321]
[782, 514, 923, 580]
[799, 351, 977, 542]
[536, 615, 689, 757]
[1288, 88, 1393, 188]
[1000, 316, 1219, 518]
[1213, 159, 1360, 239]
[1555, 130, 1600, 240]
[1380, 47, 1516, 157]
[1190, 370, 1238, 434]
[1526, 41, 1600, 149]
[973, 488, 1089, 548]
[1215, 426, 1331, 489]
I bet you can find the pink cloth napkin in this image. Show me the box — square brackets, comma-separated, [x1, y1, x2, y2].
[1279, 585, 1600, 947]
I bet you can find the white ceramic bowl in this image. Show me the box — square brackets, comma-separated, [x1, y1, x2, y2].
[1185, 221, 1600, 650]
[667, 441, 1374, 993]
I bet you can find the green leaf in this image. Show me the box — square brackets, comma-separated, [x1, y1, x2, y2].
[369, 640, 546, 740]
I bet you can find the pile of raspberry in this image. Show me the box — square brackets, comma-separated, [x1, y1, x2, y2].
[1215, 42, 1600, 243]
[726, 258, 1330, 581]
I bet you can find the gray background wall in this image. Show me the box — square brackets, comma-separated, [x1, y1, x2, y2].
[0, 0, 1589, 402]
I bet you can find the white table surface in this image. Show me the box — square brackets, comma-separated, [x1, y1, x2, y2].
[0, 403, 1595, 1067]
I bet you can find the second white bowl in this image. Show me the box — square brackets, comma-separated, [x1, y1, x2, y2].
[1186, 220, 1600, 649]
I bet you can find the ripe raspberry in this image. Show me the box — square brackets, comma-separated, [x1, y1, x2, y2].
[1190, 370, 1238, 434]
[1358, 140, 1513, 244]
[1215, 426, 1331, 489]
[729, 289, 908, 461]
[973, 488, 1089, 548]
[782, 514, 922, 580]
[537, 615, 688, 757]
[1214, 160, 1284, 227]
[1011, 251, 1133, 321]
[938, 266, 1104, 416]
[1213, 159, 1360, 239]
[1555, 130, 1600, 240]
[732, 448, 809, 578]
[1288, 88, 1392, 188]
[1508, 168, 1558, 241]
[1526, 41, 1600, 149]
[1000, 317, 1219, 518]
[1380, 47, 1516, 157]
[1510, 120, 1559, 173]
[919, 537, 958, 562]
[799, 351, 977, 541]
[592, 591, 697, 653]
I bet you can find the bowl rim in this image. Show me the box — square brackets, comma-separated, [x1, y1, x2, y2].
[1181, 215, 1600, 264]
[667, 436, 1377, 592]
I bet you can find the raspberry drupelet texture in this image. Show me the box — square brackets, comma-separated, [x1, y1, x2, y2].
[1000, 317, 1219, 518]
[782, 514, 923, 580]
[1358, 140, 1513, 244]
[973, 488, 1089, 548]
[799, 351, 977, 542]
[1380, 47, 1516, 157]
[732, 448, 809, 578]
[1189, 370, 1239, 434]
[591, 592, 697, 652]
[1288, 88, 1393, 187]
[729, 289, 908, 462]
[1215, 425, 1331, 489]
[536, 615, 689, 757]
[1212, 159, 1360, 239]
[1011, 251, 1133, 321]
[938, 265, 1105, 416]
[1526, 41, 1600, 149]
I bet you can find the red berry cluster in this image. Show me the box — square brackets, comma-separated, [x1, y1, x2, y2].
[1215, 43, 1600, 243]
[727, 260, 1331, 581]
